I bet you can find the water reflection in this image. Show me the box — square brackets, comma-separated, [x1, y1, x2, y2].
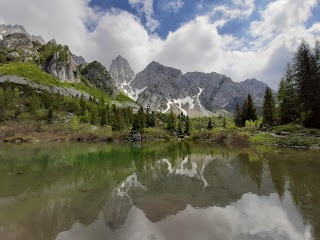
[0, 142, 319, 240]
[57, 192, 310, 240]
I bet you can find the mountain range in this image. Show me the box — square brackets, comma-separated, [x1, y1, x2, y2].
[0, 24, 273, 116]
[109, 56, 272, 116]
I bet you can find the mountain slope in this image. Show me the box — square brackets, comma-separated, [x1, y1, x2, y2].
[111, 56, 272, 116]
[0, 24, 135, 106]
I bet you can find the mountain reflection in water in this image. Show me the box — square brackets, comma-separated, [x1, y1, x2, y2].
[0, 142, 319, 240]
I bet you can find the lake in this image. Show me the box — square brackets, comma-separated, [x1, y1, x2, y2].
[0, 142, 319, 240]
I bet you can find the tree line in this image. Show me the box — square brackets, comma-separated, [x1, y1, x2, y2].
[234, 40, 320, 129]
[0, 81, 194, 134]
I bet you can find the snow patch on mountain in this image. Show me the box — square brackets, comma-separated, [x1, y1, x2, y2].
[163, 99, 173, 113]
[174, 96, 195, 110]
[221, 103, 229, 108]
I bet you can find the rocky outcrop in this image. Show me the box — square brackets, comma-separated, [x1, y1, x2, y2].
[44, 44, 81, 83]
[109, 55, 135, 87]
[72, 54, 88, 66]
[0, 24, 45, 45]
[0, 33, 39, 62]
[82, 61, 117, 96]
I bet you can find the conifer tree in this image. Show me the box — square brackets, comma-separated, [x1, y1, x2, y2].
[262, 87, 276, 126]
[146, 107, 156, 127]
[47, 107, 53, 124]
[132, 106, 146, 132]
[184, 116, 191, 136]
[278, 64, 299, 124]
[207, 118, 213, 130]
[167, 109, 177, 132]
[294, 40, 320, 127]
[234, 102, 244, 127]
[100, 106, 107, 126]
[243, 94, 257, 122]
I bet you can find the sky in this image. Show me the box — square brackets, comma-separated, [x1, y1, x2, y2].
[0, 0, 319, 89]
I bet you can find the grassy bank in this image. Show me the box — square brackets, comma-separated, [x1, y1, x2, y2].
[250, 124, 320, 149]
[1, 120, 319, 149]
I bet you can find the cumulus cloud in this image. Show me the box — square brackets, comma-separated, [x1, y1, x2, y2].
[0, 0, 319, 89]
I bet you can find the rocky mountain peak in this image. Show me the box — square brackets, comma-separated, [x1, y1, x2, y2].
[109, 55, 135, 86]
[0, 24, 45, 45]
[83, 61, 117, 96]
[72, 54, 88, 66]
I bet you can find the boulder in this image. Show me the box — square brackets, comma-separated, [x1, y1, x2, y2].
[129, 131, 142, 141]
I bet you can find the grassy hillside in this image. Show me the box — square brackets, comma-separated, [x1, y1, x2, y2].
[0, 62, 134, 103]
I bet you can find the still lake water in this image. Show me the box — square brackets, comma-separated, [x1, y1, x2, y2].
[0, 142, 320, 240]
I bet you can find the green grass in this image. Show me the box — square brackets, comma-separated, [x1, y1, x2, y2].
[250, 132, 320, 148]
[269, 123, 320, 136]
[0, 62, 63, 85]
[0, 62, 134, 103]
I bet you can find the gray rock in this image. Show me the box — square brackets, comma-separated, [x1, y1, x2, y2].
[6, 51, 20, 60]
[82, 61, 117, 96]
[129, 131, 142, 141]
[0, 24, 44, 45]
[0, 33, 39, 62]
[45, 45, 81, 83]
[109, 55, 135, 87]
[72, 54, 88, 66]
[31, 35, 45, 45]
[48, 39, 57, 45]
[0, 32, 33, 49]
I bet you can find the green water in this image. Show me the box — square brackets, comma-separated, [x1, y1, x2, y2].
[0, 142, 320, 240]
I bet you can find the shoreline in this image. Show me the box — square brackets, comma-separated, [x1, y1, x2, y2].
[1, 133, 320, 150]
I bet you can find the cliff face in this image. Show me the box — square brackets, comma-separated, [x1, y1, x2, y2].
[109, 55, 135, 87]
[44, 44, 81, 83]
[0, 33, 39, 62]
[82, 61, 117, 96]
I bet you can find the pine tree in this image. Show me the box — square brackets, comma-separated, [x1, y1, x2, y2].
[47, 107, 53, 124]
[184, 116, 191, 136]
[132, 106, 146, 132]
[112, 107, 125, 131]
[167, 109, 177, 132]
[278, 64, 299, 124]
[207, 118, 213, 130]
[262, 87, 276, 126]
[100, 106, 107, 126]
[178, 121, 183, 135]
[90, 105, 99, 124]
[234, 102, 244, 127]
[146, 107, 156, 127]
[294, 40, 320, 128]
[243, 94, 257, 122]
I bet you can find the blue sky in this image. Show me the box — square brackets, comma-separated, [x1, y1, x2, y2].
[89, 0, 254, 39]
[0, 0, 319, 89]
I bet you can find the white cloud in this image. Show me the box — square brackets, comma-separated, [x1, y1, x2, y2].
[163, 0, 184, 13]
[0, 0, 92, 55]
[128, 0, 159, 32]
[213, 0, 255, 21]
[0, 0, 319, 90]
[250, 0, 318, 41]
